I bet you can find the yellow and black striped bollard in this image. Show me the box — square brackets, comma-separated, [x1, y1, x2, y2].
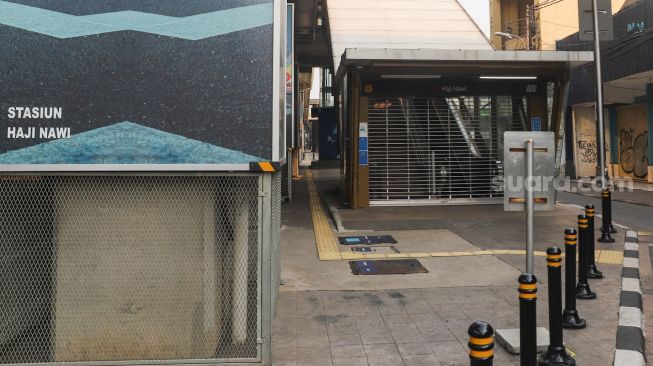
[468, 321, 494, 366]
[538, 247, 575, 366]
[562, 228, 587, 329]
[519, 273, 537, 366]
[599, 189, 616, 242]
[585, 204, 603, 279]
[575, 214, 596, 299]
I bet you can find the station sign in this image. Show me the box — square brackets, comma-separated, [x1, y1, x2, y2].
[0, 0, 281, 171]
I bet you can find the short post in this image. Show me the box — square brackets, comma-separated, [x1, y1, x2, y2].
[576, 214, 596, 299]
[562, 228, 587, 329]
[538, 247, 575, 366]
[599, 189, 615, 242]
[468, 321, 494, 366]
[519, 273, 537, 366]
[585, 204, 603, 279]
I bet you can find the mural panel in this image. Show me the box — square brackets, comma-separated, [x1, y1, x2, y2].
[0, 0, 276, 170]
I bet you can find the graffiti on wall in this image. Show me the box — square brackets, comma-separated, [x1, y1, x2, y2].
[576, 128, 597, 164]
[620, 128, 649, 178]
[576, 128, 609, 165]
[577, 140, 598, 164]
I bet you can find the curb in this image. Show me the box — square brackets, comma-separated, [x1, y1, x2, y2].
[613, 230, 646, 366]
[562, 189, 653, 208]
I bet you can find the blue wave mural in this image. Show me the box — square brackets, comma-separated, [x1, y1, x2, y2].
[0, 122, 264, 164]
[0, 1, 272, 39]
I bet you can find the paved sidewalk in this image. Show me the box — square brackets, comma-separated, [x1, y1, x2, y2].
[274, 165, 625, 366]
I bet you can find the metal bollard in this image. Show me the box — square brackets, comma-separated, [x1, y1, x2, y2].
[538, 247, 576, 366]
[519, 273, 537, 366]
[585, 204, 603, 279]
[606, 189, 617, 233]
[576, 214, 596, 299]
[468, 321, 494, 366]
[562, 228, 587, 329]
[598, 190, 616, 242]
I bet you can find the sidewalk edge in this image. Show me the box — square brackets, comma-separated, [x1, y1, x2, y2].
[614, 230, 646, 366]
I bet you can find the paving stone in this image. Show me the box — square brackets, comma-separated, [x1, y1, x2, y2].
[330, 344, 366, 359]
[363, 343, 401, 357]
[408, 312, 440, 324]
[327, 322, 359, 336]
[328, 332, 363, 346]
[427, 340, 466, 356]
[297, 333, 330, 348]
[403, 353, 440, 365]
[382, 314, 414, 325]
[359, 326, 395, 345]
[436, 304, 471, 321]
[297, 346, 332, 366]
[297, 292, 325, 317]
[396, 341, 433, 357]
[389, 323, 426, 343]
[355, 315, 386, 329]
[332, 357, 369, 366]
[366, 357, 404, 366]
[272, 346, 298, 366]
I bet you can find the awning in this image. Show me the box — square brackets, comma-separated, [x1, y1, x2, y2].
[338, 49, 595, 79]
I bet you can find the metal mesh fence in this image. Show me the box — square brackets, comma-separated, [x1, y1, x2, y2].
[270, 173, 281, 317]
[0, 174, 263, 364]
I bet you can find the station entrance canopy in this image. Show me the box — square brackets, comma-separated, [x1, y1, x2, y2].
[336, 49, 594, 208]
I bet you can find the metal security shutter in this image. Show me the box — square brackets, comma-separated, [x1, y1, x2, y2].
[368, 96, 526, 205]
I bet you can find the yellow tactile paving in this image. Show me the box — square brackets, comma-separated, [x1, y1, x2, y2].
[305, 170, 341, 260]
[595, 250, 624, 265]
[638, 231, 653, 236]
[305, 170, 625, 265]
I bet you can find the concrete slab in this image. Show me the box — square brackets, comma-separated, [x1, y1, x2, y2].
[495, 327, 551, 354]
[338, 229, 480, 254]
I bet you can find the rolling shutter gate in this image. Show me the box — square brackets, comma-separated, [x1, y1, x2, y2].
[368, 96, 527, 205]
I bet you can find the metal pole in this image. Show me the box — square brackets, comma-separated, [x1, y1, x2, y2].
[526, 5, 531, 50]
[592, 0, 607, 189]
[526, 139, 534, 274]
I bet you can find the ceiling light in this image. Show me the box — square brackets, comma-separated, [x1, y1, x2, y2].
[479, 76, 537, 80]
[380, 75, 441, 79]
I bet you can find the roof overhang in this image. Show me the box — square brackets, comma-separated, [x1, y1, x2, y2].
[338, 49, 595, 80]
[604, 68, 653, 104]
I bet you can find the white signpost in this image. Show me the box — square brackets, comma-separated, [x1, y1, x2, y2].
[497, 131, 556, 355]
[503, 131, 556, 273]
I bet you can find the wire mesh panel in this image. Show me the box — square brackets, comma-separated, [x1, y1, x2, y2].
[0, 174, 265, 364]
[368, 96, 527, 205]
[270, 172, 282, 318]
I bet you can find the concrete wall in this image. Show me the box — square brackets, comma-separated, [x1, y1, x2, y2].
[573, 106, 613, 178]
[52, 180, 225, 361]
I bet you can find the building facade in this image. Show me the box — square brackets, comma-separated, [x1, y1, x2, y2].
[557, 0, 653, 182]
